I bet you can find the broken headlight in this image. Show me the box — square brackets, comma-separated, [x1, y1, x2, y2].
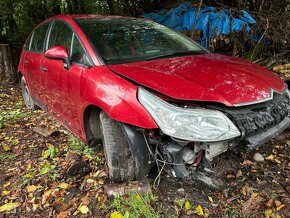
[138, 87, 240, 142]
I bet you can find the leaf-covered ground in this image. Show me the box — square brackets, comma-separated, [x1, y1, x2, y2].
[1, 83, 290, 217]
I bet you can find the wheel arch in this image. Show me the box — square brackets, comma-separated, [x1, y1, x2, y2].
[83, 104, 102, 145]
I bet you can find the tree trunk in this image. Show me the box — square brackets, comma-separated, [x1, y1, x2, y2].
[107, 0, 115, 15]
[0, 44, 16, 83]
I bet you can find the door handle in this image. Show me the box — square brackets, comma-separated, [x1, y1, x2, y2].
[40, 66, 48, 72]
[24, 60, 29, 64]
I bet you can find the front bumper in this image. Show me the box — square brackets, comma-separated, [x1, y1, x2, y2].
[245, 116, 290, 150]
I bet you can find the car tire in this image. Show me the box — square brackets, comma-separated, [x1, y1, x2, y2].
[100, 111, 148, 182]
[21, 76, 37, 110]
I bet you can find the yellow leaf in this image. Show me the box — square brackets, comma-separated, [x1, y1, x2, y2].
[251, 192, 259, 198]
[0, 202, 21, 212]
[3, 145, 11, 151]
[110, 211, 124, 218]
[184, 200, 192, 210]
[134, 194, 141, 200]
[276, 204, 285, 211]
[77, 204, 89, 214]
[98, 179, 104, 185]
[2, 190, 10, 195]
[27, 164, 31, 170]
[208, 196, 213, 203]
[42, 189, 52, 205]
[3, 182, 10, 188]
[58, 183, 69, 189]
[265, 209, 272, 218]
[196, 205, 204, 216]
[266, 155, 275, 161]
[274, 159, 281, 164]
[86, 179, 96, 184]
[26, 185, 39, 193]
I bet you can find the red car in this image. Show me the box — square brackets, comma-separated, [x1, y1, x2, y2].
[18, 15, 290, 187]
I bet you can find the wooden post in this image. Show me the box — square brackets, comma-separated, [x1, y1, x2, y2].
[0, 44, 16, 82]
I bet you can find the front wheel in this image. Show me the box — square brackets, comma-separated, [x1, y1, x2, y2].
[20, 76, 37, 110]
[100, 111, 150, 182]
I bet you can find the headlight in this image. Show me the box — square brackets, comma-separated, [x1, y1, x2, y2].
[138, 87, 240, 142]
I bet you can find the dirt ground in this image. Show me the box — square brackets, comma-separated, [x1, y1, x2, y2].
[1, 83, 290, 217]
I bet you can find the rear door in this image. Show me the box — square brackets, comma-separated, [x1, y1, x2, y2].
[23, 21, 50, 105]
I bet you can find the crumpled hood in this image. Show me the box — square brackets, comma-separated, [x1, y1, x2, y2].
[108, 54, 285, 106]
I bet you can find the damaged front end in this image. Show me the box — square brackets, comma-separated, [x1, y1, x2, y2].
[137, 87, 290, 188]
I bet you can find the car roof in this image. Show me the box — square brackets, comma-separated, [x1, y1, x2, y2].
[49, 14, 141, 21]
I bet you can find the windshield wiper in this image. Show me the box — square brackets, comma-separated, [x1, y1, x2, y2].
[145, 50, 207, 61]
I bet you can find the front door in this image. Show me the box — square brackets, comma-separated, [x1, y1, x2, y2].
[42, 20, 88, 132]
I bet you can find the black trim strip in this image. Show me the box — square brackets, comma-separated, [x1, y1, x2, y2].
[31, 96, 48, 111]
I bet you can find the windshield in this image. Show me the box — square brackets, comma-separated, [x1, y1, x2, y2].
[76, 18, 206, 64]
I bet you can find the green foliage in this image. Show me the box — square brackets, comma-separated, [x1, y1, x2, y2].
[286, 0, 290, 11]
[0, 154, 16, 161]
[42, 145, 58, 159]
[110, 193, 161, 218]
[69, 136, 94, 156]
[39, 163, 55, 175]
[0, 108, 33, 128]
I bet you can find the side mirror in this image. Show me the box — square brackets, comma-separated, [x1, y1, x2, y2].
[45, 45, 70, 70]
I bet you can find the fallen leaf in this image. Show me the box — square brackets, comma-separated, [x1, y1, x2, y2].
[3, 145, 11, 151]
[2, 190, 10, 195]
[208, 196, 213, 203]
[3, 182, 10, 188]
[226, 174, 235, 179]
[236, 170, 243, 178]
[110, 211, 124, 218]
[242, 160, 254, 166]
[86, 179, 96, 184]
[195, 205, 204, 216]
[265, 209, 272, 218]
[26, 185, 39, 193]
[42, 189, 53, 205]
[276, 204, 285, 211]
[184, 200, 192, 210]
[78, 204, 89, 214]
[274, 200, 281, 207]
[58, 183, 69, 189]
[0, 202, 21, 212]
[265, 199, 273, 208]
[56, 211, 70, 218]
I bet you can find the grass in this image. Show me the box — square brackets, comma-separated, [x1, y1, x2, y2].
[110, 192, 161, 218]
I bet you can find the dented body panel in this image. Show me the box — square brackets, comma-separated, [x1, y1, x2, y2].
[109, 54, 285, 106]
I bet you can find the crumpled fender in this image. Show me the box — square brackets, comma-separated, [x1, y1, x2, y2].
[80, 66, 157, 129]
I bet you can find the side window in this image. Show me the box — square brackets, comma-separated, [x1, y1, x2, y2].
[30, 22, 50, 53]
[71, 35, 86, 64]
[48, 21, 73, 52]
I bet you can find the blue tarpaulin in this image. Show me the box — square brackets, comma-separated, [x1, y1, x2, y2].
[140, 2, 256, 47]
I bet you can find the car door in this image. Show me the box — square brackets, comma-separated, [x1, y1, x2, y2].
[23, 21, 50, 104]
[42, 20, 88, 132]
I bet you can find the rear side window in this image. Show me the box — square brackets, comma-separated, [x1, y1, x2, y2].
[30, 22, 50, 53]
[48, 21, 73, 51]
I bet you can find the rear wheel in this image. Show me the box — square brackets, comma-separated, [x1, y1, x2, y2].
[21, 76, 37, 110]
[100, 111, 149, 182]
